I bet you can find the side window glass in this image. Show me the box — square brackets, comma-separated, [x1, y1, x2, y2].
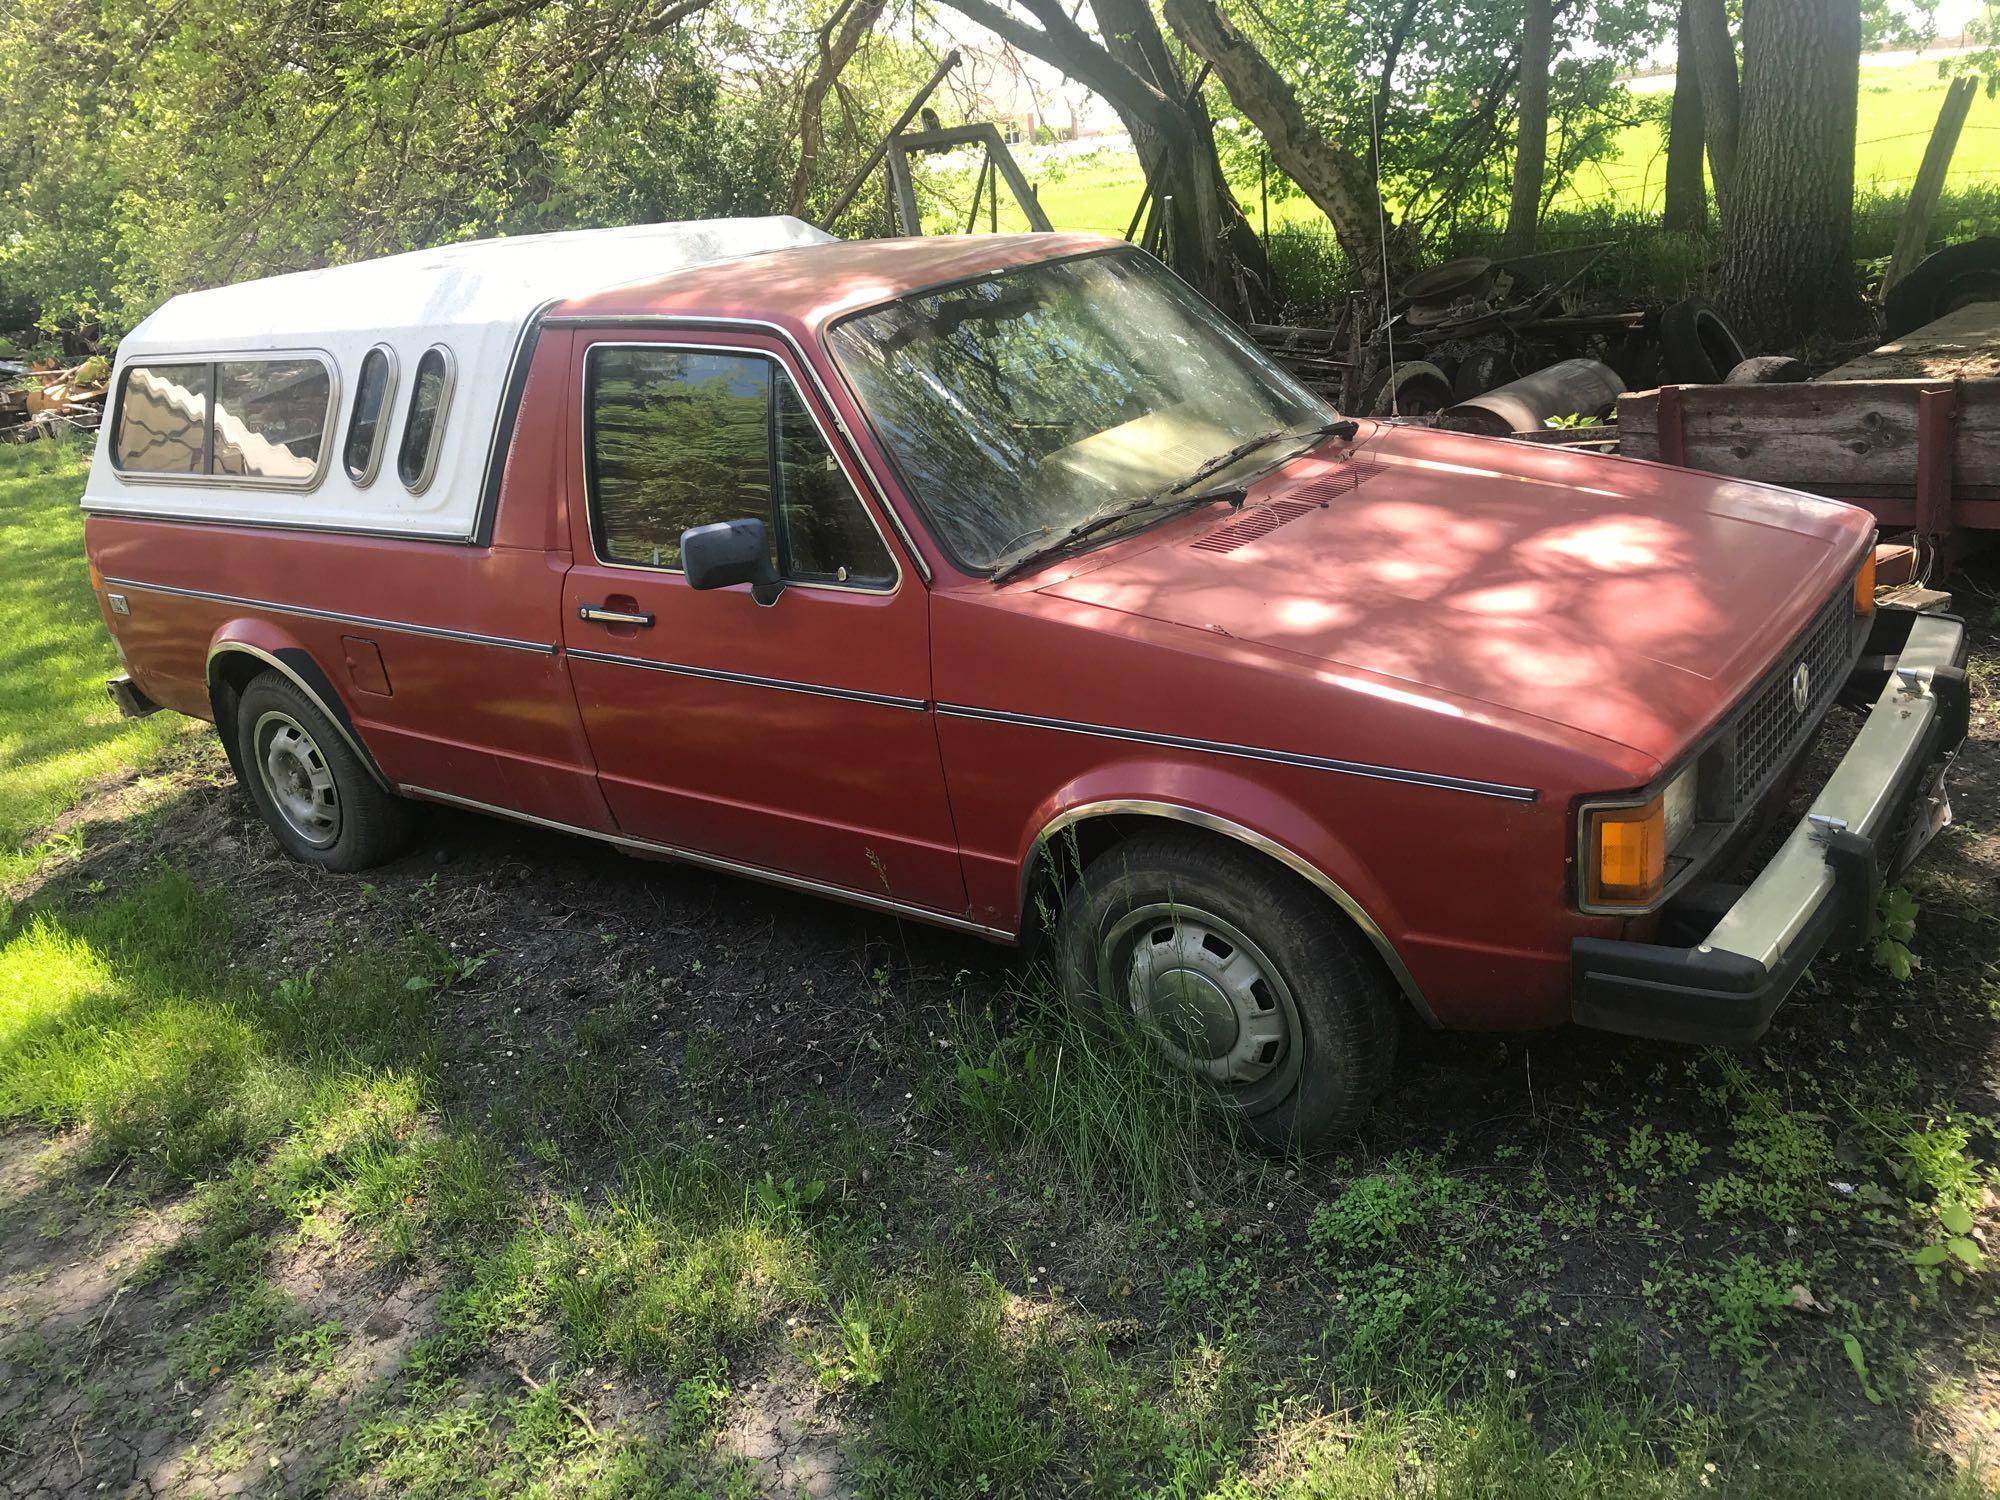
[212, 358, 332, 480]
[774, 376, 895, 586]
[112, 363, 211, 474]
[586, 347, 778, 570]
[397, 346, 454, 492]
[585, 344, 894, 586]
[343, 346, 397, 485]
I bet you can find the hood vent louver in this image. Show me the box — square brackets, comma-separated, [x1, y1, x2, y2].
[1189, 462, 1384, 555]
[1191, 500, 1317, 554]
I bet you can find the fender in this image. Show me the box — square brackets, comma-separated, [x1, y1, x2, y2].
[1015, 765, 1437, 1024]
[205, 622, 393, 791]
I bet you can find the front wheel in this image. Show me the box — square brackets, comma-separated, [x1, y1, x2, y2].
[234, 672, 413, 872]
[1054, 832, 1400, 1150]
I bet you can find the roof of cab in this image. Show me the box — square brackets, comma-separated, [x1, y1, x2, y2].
[547, 232, 1121, 333]
[119, 216, 836, 356]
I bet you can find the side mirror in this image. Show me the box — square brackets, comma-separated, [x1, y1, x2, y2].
[681, 518, 784, 606]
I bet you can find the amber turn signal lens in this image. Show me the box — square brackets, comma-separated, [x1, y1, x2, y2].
[1853, 551, 1876, 615]
[1584, 796, 1666, 908]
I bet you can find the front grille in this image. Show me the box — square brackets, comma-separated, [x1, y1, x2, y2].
[1726, 588, 1857, 811]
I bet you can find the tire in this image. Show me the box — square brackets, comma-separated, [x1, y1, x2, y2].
[1452, 346, 1518, 401]
[1361, 360, 1455, 418]
[1054, 832, 1400, 1150]
[1401, 256, 1494, 307]
[1659, 298, 1749, 385]
[1883, 237, 2000, 340]
[234, 671, 413, 872]
[1723, 355, 1809, 384]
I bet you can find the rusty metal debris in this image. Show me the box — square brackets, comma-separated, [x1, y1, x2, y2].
[1, 356, 107, 443]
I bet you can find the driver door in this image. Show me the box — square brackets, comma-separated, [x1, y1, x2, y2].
[560, 329, 966, 916]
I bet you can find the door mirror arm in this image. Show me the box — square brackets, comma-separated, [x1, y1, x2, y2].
[681, 518, 786, 607]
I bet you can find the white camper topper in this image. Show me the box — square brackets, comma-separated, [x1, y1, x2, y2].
[85, 217, 835, 539]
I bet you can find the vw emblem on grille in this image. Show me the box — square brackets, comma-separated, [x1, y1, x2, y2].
[1791, 661, 1812, 713]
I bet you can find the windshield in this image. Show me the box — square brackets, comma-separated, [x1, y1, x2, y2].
[826, 250, 1329, 573]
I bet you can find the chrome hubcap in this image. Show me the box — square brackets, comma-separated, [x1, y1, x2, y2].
[1099, 903, 1298, 1100]
[254, 711, 340, 848]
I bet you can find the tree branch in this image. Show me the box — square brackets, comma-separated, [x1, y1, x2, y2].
[786, 0, 886, 214]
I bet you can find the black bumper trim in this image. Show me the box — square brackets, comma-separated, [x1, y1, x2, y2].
[1571, 614, 1968, 1048]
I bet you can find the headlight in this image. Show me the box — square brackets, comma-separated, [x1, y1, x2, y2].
[1853, 550, 1876, 616]
[1579, 763, 1698, 912]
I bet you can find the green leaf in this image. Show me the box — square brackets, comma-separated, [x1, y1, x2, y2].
[1948, 1236, 1984, 1270]
[1839, 1332, 1883, 1404]
[1910, 1244, 1950, 1266]
[1873, 938, 1913, 981]
[1940, 1203, 1975, 1236]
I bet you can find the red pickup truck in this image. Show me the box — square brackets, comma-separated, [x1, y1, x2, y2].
[84, 218, 1968, 1146]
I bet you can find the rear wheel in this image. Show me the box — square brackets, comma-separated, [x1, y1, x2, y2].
[234, 672, 412, 872]
[1054, 832, 1399, 1149]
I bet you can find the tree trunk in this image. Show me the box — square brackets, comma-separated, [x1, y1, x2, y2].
[933, 0, 1265, 314]
[1719, 0, 1868, 349]
[1662, 0, 1707, 233]
[1503, 0, 1552, 254]
[1686, 0, 1738, 217]
[1163, 0, 1408, 277]
[1088, 0, 1272, 312]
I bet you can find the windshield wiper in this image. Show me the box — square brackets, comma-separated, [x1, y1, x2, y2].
[985, 419, 1362, 585]
[1168, 418, 1360, 498]
[1165, 427, 1292, 496]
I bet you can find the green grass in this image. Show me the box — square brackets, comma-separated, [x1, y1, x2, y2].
[1, 443, 1996, 1494]
[943, 976, 1224, 1207]
[0, 437, 187, 887]
[1551, 59, 2000, 215]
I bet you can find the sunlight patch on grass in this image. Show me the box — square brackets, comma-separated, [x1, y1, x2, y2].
[0, 437, 190, 886]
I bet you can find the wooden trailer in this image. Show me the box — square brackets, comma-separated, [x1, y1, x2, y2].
[1617, 304, 2000, 579]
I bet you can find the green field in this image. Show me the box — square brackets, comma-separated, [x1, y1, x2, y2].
[921, 59, 2000, 242]
[1554, 59, 2000, 214]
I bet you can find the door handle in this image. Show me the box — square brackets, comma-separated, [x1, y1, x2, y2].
[578, 603, 655, 628]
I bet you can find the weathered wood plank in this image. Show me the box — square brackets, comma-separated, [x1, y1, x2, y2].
[1821, 301, 2000, 382]
[1617, 378, 2000, 500]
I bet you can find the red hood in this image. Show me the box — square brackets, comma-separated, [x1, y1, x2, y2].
[1035, 422, 1875, 767]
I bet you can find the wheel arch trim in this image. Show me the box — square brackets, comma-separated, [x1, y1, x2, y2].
[204, 638, 393, 791]
[1029, 799, 1439, 1025]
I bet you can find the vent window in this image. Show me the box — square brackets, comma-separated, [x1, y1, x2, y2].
[397, 345, 455, 493]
